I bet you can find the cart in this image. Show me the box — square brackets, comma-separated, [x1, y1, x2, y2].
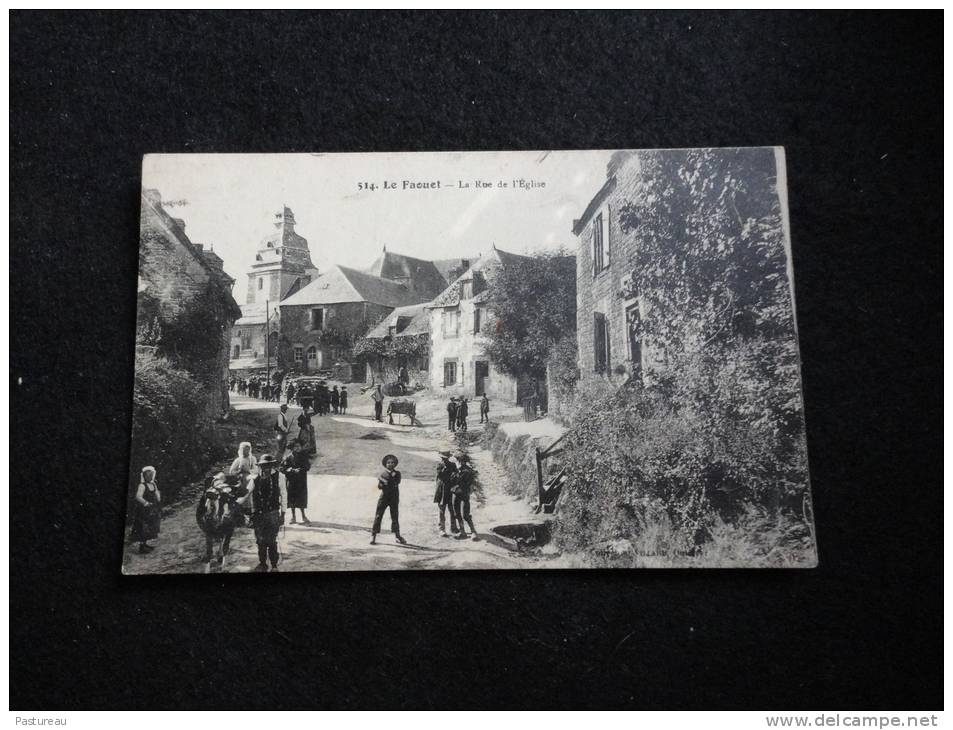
[387, 398, 419, 426]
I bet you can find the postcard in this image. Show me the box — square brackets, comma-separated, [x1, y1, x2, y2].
[124, 148, 816, 573]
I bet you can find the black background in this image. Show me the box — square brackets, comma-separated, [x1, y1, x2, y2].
[10, 11, 942, 710]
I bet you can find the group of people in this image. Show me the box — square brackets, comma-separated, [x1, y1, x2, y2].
[229, 376, 282, 401]
[366, 449, 481, 545]
[294, 382, 348, 416]
[131, 390, 488, 570]
[195, 416, 317, 572]
[447, 394, 490, 432]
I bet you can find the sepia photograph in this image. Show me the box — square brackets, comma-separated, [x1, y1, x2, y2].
[125, 147, 816, 573]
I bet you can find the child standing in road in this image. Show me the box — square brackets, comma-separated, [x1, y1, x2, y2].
[370, 454, 406, 545]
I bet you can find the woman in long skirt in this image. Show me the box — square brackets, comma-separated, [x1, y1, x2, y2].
[131, 466, 162, 553]
[281, 445, 311, 525]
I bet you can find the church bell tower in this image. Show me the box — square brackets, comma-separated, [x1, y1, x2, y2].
[246, 206, 318, 305]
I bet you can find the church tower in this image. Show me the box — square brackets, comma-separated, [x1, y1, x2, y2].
[246, 206, 318, 305]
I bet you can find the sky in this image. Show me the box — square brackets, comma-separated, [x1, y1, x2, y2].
[142, 150, 613, 303]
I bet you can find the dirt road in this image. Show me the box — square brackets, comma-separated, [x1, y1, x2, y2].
[123, 392, 556, 574]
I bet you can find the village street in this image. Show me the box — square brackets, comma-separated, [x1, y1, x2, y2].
[124, 391, 555, 574]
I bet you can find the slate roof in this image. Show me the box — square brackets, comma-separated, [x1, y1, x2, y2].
[140, 189, 240, 314]
[364, 304, 431, 339]
[279, 265, 427, 308]
[363, 250, 449, 299]
[431, 257, 475, 283]
[428, 246, 531, 308]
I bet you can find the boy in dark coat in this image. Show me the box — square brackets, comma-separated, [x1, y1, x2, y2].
[340, 387, 348, 414]
[370, 454, 405, 545]
[433, 451, 459, 537]
[249, 455, 286, 572]
[452, 453, 478, 540]
[457, 398, 469, 431]
[330, 385, 340, 414]
[480, 394, 490, 423]
[447, 397, 458, 432]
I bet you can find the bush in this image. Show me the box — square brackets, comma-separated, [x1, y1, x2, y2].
[553, 341, 815, 566]
[129, 350, 227, 507]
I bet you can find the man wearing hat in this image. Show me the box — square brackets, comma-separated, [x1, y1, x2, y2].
[249, 454, 286, 572]
[451, 453, 479, 540]
[370, 454, 406, 545]
[447, 397, 458, 432]
[274, 404, 291, 456]
[434, 450, 459, 537]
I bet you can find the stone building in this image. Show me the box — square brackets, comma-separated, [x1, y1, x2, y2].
[357, 304, 431, 388]
[137, 188, 240, 418]
[572, 151, 654, 386]
[427, 246, 532, 404]
[278, 265, 428, 381]
[230, 207, 318, 376]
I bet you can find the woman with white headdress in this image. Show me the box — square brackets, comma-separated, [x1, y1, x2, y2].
[229, 442, 260, 515]
[131, 466, 162, 554]
[228, 442, 259, 484]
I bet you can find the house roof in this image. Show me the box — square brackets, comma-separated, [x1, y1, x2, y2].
[572, 176, 617, 236]
[140, 190, 240, 315]
[363, 250, 449, 299]
[428, 246, 531, 308]
[279, 265, 427, 308]
[431, 257, 475, 282]
[364, 304, 431, 339]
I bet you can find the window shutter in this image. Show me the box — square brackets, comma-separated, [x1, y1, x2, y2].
[593, 313, 605, 373]
[603, 204, 611, 268]
[604, 316, 611, 372]
[590, 229, 597, 277]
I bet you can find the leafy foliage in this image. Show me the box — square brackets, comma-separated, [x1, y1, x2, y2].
[353, 333, 429, 360]
[481, 249, 577, 379]
[555, 148, 814, 565]
[130, 350, 227, 503]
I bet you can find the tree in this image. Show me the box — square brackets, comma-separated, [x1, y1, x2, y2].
[482, 248, 577, 379]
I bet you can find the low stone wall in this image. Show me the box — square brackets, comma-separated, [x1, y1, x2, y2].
[483, 420, 567, 502]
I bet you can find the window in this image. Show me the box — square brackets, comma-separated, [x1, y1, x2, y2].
[293, 345, 303, 363]
[473, 307, 482, 334]
[240, 330, 251, 350]
[232, 344, 240, 359]
[626, 303, 642, 371]
[306, 346, 317, 369]
[258, 278, 264, 290]
[592, 208, 610, 276]
[442, 308, 460, 337]
[594, 312, 610, 374]
[310, 308, 325, 331]
[443, 360, 457, 386]
[461, 279, 473, 299]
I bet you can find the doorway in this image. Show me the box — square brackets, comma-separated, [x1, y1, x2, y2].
[475, 361, 489, 396]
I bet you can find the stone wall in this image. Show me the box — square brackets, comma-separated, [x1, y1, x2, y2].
[278, 301, 392, 375]
[428, 302, 519, 404]
[138, 190, 238, 420]
[575, 155, 645, 387]
[483, 420, 567, 502]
